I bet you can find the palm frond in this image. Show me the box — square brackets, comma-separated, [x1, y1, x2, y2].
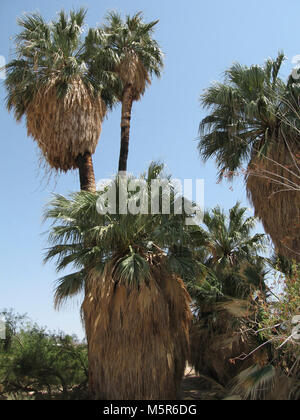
[113, 252, 150, 288]
[44, 162, 199, 305]
[231, 364, 277, 400]
[54, 270, 86, 309]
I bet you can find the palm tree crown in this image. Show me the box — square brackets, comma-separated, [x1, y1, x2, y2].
[87, 11, 164, 99]
[85, 12, 164, 172]
[198, 53, 289, 178]
[198, 53, 300, 260]
[201, 203, 265, 267]
[44, 162, 196, 307]
[191, 202, 266, 300]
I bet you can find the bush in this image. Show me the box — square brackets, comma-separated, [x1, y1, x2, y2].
[0, 310, 88, 399]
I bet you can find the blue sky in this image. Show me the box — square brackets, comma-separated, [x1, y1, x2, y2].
[0, 0, 298, 338]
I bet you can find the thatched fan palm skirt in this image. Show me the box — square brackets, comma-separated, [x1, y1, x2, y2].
[83, 266, 192, 400]
[26, 78, 106, 172]
[246, 141, 300, 262]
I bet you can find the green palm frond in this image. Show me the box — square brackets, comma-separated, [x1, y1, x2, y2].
[87, 10, 164, 98]
[54, 270, 86, 309]
[231, 364, 277, 400]
[113, 252, 150, 288]
[4, 9, 120, 122]
[202, 202, 266, 265]
[198, 52, 295, 179]
[44, 162, 200, 306]
[189, 202, 267, 303]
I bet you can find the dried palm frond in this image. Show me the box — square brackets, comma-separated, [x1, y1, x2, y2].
[189, 299, 267, 386]
[4, 10, 118, 173]
[246, 137, 300, 261]
[26, 77, 106, 171]
[83, 264, 191, 400]
[117, 51, 150, 100]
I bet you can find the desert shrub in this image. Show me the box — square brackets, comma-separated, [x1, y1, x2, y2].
[0, 310, 88, 399]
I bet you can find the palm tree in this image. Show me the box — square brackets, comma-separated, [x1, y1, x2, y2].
[86, 12, 164, 172]
[198, 202, 266, 297]
[44, 163, 194, 400]
[198, 53, 300, 261]
[3, 9, 118, 191]
[188, 203, 268, 386]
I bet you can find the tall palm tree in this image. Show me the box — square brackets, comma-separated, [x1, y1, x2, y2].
[188, 203, 268, 386]
[44, 163, 194, 400]
[198, 53, 300, 261]
[4, 9, 118, 191]
[198, 202, 266, 298]
[86, 12, 164, 172]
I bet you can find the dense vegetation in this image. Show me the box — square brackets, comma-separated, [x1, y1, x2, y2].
[1, 202, 299, 400]
[0, 310, 88, 400]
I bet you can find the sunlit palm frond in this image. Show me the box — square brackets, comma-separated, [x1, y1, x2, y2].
[44, 162, 199, 306]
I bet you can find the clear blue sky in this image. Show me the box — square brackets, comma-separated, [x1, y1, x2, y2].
[0, 0, 298, 338]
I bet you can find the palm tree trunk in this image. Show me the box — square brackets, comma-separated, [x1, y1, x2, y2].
[75, 152, 98, 399]
[76, 152, 96, 192]
[83, 267, 192, 400]
[118, 85, 134, 173]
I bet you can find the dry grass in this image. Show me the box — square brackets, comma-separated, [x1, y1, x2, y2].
[26, 77, 106, 172]
[82, 263, 192, 400]
[246, 137, 300, 261]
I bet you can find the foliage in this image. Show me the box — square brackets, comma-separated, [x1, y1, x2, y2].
[198, 52, 290, 178]
[44, 162, 201, 308]
[3, 9, 118, 121]
[257, 259, 300, 354]
[85, 11, 164, 100]
[187, 203, 269, 386]
[198, 53, 300, 261]
[188, 202, 267, 303]
[0, 310, 87, 400]
[43, 162, 198, 399]
[2, 9, 120, 172]
[226, 259, 300, 400]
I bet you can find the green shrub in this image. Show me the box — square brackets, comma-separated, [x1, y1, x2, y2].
[0, 310, 88, 399]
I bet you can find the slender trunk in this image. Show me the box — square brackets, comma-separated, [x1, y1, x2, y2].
[118, 85, 134, 173]
[76, 152, 96, 192]
[75, 152, 96, 396]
